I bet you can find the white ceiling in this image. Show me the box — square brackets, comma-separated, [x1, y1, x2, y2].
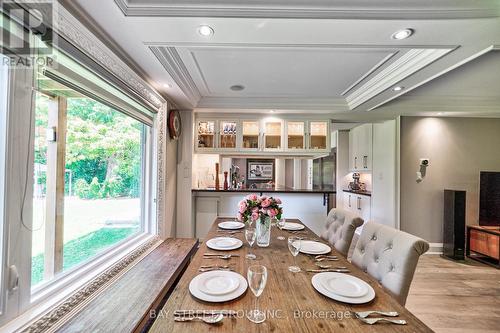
[65, 0, 500, 120]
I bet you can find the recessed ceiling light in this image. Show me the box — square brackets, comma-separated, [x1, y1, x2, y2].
[391, 28, 414, 40]
[230, 84, 245, 91]
[392, 86, 404, 92]
[437, 112, 445, 115]
[270, 110, 275, 113]
[163, 83, 172, 88]
[197, 25, 214, 37]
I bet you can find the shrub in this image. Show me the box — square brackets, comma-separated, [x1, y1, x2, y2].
[74, 178, 91, 199]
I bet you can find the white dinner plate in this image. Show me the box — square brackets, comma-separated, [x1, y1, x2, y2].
[282, 222, 305, 231]
[298, 240, 331, 255]
[320, 274, 368, 298]
[190, 271, 248, 302]
[197, 271, 240, 296]
[218, 221, 245, 230]
[312, 272, 375, 304]
[206, 237, 243, 251]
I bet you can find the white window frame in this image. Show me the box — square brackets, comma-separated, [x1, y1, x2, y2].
[0, 61, 159, 330]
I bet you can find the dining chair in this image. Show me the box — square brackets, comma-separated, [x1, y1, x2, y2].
[351, 222, 429, 306]
[320, 208, 364, 257]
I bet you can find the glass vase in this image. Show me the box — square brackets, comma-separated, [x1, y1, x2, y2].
[256, 216, 271, 247]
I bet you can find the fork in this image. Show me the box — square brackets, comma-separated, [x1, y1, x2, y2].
[354, 311, 399, 318]
[200, 264, 234, 269]
[358, 317, 407, 325]
[315, 257, 339, 262]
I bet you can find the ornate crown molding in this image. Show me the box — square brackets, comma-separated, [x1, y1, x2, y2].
[21, 237, 162, 333]
[150, 47, 201, 107]
[55, 5, 165, 110]
[346, 48, 454, 110]
[114, 0, 500, 19]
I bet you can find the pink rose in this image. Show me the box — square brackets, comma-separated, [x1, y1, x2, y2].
[252, 207, 259, 213]
[237, 212, 243, 221]
[261, 198, 271, 208]
[275, 198, 282, 204]
[247, 194, 258, 201]
[268, 208, 277, 218]
[238, 200, 247, 213]
[251, 212, 259, 221]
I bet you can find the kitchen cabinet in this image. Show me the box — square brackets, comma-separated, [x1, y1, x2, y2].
[194, 116, 330, 155]
[241, 120, 260, 150]
[286, 121, 305, 150]
[343, 191, 371, 225]
[309, 121, 328, 150]
[263, 120, 283, 150]
[349, 124, 372, 171]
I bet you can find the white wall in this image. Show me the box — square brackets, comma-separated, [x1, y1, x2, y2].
[176, 111, 196, 237]
[371, 119, 397, 228]
[400, 117, 500, 243]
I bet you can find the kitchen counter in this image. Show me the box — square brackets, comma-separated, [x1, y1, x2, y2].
[192, 187, 336, 194]
[342, 189, 372, 196]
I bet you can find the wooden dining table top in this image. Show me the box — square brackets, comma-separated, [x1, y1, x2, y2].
[149, 217, 433, 333]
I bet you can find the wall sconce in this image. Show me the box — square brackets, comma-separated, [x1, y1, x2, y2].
[416, 158, 429, 183]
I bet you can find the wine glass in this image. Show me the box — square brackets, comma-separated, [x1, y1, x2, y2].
[246, 265, 268, 324]
[288, 236, 301, 273]
[245, 227, 257, 260]
[277, 217, 286, 241]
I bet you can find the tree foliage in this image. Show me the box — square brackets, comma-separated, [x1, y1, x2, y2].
[35, 94, 143, 199]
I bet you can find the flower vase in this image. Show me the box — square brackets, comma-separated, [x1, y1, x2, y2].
[256, 217, 271, 247]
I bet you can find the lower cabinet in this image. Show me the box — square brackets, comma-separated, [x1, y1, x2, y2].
[342, 192, 371, 233]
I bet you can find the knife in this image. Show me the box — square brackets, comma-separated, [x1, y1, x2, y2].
[174, 310, 238, 317]
[306, 269, 350, 273]
[204, 253, 240, 257]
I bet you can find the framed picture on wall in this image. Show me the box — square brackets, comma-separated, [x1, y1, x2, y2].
[247, 159, 274, 181]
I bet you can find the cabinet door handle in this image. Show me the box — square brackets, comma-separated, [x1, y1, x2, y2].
[354, 157, 357, 169]
[363, 156, 368, 168]
[357, 197, 361, 210]
[348, 195, 351, 208]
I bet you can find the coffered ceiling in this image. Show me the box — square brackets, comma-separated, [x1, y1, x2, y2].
[64, 0, 500, 119]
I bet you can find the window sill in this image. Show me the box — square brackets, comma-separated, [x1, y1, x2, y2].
[1, 233, 160, 333]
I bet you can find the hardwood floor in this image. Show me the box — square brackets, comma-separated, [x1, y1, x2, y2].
[406, 255, 500, 333]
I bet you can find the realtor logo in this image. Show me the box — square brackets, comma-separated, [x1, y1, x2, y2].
[0, 0, 55, 56]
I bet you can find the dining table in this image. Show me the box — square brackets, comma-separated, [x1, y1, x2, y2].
[149, 217, 433, 332]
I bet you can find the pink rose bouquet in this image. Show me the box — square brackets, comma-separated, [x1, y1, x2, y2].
[237, 193, 283, 225]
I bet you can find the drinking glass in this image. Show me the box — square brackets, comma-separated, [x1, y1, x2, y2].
[288, 236, 301, 273]
[245, 227, 257, 260]
[247, 265, 268, 324]
[277, 217, 286, 240]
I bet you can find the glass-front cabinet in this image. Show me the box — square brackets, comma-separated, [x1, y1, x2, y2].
[196, 120, 216, 149]
[309, 121, 328, 150]
[263, 120, 282, 150]
[219, 120, 237, 149]
[194, 117, 329, 153]
[286, 121, 305, 150]
[241, 121, 260, 150]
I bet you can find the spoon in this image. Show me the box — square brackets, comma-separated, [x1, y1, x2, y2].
[174, 313, 224, 324]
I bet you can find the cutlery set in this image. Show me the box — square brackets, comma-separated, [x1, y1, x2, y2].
[353, 311, 406, 325]
[203, 253, 239, 260]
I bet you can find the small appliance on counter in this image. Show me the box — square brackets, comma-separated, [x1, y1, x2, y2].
[348, 172, 366, 191]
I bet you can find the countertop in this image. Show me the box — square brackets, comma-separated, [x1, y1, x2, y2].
[342, 189, 372, 196]
[192, 187, 336, 194]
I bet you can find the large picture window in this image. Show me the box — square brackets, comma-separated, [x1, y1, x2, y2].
[31, 73, 149, 287]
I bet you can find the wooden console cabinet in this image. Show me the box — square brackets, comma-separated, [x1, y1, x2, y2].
[467, 225, 499, 268]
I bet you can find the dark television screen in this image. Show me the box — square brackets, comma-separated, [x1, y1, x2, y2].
[479, 172, 500, 226]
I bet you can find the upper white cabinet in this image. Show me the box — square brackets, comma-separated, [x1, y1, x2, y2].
[349, 124, 372, 171]
[195, 116, 330, 155]
[263, 120, 283, 150]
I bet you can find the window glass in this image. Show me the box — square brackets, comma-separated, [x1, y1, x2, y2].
[31, 75, 146, 286]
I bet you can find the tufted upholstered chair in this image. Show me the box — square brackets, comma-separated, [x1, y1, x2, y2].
[320, 208, 364, 257]
[351, 222, 429, 306]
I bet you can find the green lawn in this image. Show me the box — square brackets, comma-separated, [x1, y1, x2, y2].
[32, 226, 139, 286]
